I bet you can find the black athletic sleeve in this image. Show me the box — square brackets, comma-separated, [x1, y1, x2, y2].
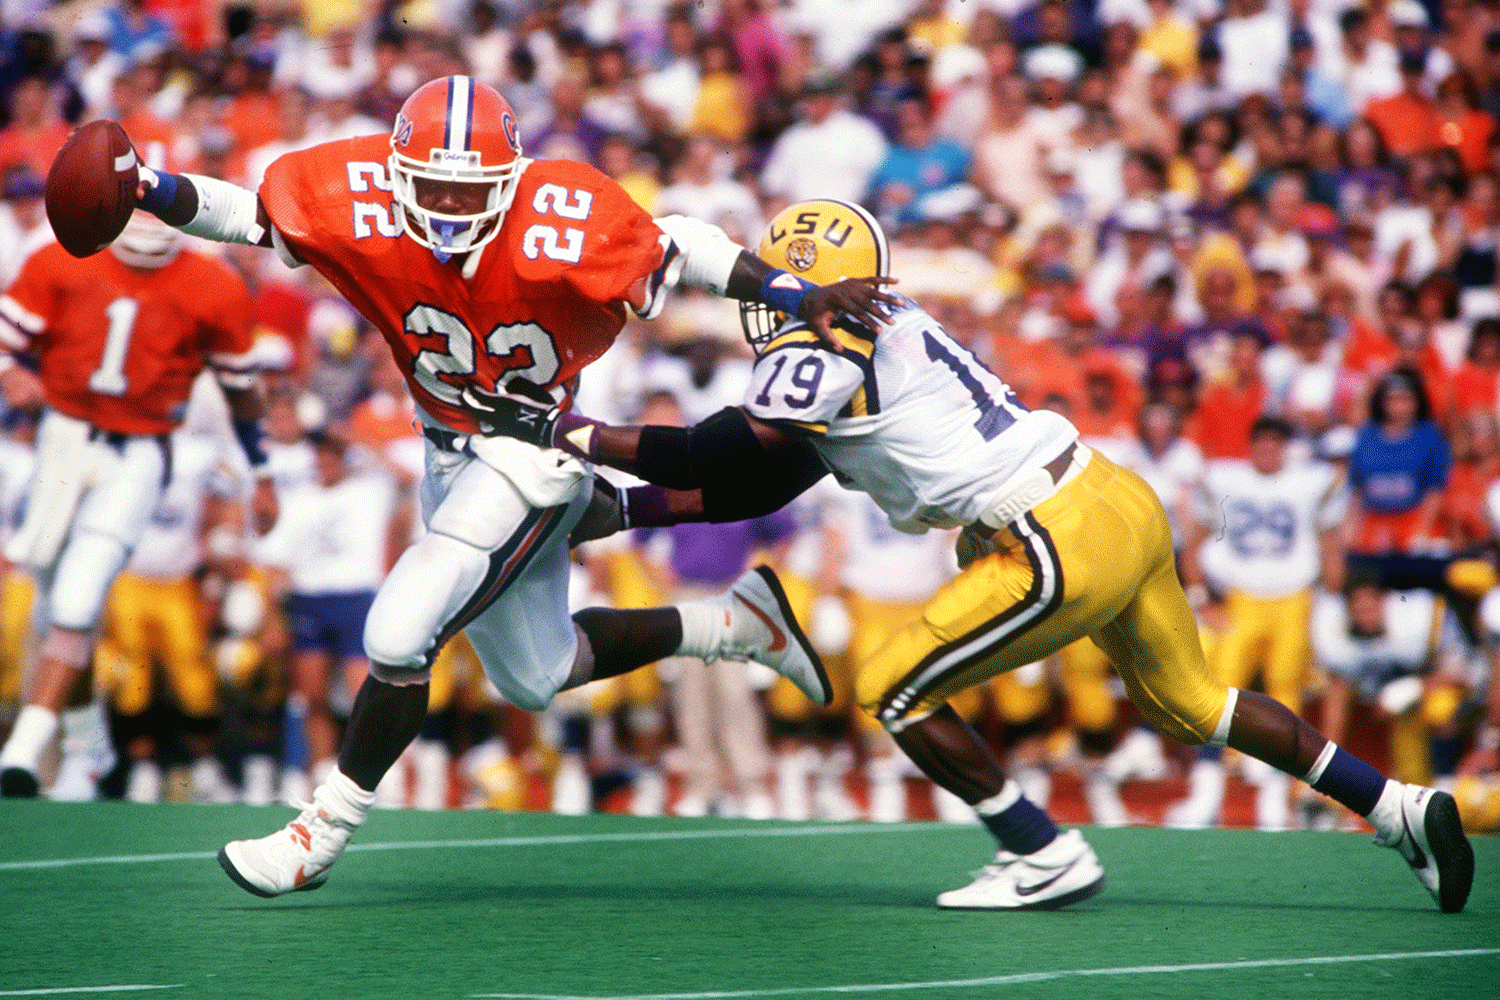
[633, 407, 828, 521]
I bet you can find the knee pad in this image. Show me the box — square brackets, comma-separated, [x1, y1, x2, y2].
[48, 533, 128, 631]
[364, 530, 492, 681]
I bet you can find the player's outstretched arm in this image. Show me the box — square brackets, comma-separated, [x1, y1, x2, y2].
[655, 214, 899, 341]
[460, 390, 826, 524]
[135, 168, 284, 255]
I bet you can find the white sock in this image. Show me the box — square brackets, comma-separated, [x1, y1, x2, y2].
[0, 705, 60, 771]
[674, 602, 730, 660]
[61, 701, 111, 758]
[317, 768, 376, 827]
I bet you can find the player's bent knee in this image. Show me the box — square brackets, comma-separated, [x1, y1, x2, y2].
[362, 530, 493, 670]
[49, 533, 128, 632]
[1132, 691, 1230, 748]
[40, 627, 93, 669]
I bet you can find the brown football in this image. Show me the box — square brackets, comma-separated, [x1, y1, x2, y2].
[44, 119, 139, 258]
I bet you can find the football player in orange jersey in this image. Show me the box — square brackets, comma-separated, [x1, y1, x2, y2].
[0, 199, 276, 799]
[122, 75, 893, 897]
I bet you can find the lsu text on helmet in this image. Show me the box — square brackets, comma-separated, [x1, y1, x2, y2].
[389, 75, 524, 259]
[740, 198, 888, 353]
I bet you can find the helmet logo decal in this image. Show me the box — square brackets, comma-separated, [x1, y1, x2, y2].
[502, 111, 519, 152]
[785, 237, 818, 272]
[428, 149, 482, 167]
[393, 112, 413, 147]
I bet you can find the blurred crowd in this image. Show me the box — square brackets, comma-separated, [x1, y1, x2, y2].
[1, 0, 1499, 832]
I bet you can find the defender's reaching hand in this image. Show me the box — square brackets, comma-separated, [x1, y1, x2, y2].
[798, 276, 900, 342]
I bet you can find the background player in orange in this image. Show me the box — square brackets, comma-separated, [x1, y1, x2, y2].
[122, 75, 890, 896]
[0, 189, 275, 798]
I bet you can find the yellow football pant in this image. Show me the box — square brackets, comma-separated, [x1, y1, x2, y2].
[0, 570, 36, 706]
[988, 638, 1118, 732]
[856, 451, 1227, 745]
[98, 572, 216, 719]
[1389, 684, 1466, 786]
[1212, 589, 1312, 711]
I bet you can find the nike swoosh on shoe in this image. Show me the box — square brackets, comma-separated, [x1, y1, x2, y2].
[734, 593, 787, 652]
[1015, 860, 1076, 897]
[1402, 809, 1427, 869]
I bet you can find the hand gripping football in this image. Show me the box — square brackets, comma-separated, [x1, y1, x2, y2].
[45, 119, 140, 258]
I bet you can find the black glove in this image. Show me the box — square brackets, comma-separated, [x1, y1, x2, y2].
[458, 386, 560, 447]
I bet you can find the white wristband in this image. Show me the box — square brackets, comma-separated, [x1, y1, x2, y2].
[653, 214, 743, 296]
[178, 174, 266, 246]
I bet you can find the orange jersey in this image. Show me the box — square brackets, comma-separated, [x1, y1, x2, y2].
[0, 244, 254, 435]
[259, 135, 669, 433]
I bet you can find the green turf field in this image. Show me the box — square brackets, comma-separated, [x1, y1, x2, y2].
[0, 803, 1494, 1000]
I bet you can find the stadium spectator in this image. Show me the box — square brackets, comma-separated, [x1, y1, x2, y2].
[254, 428, 397, 803]
[656, 135, 762, 245]
[0, 75, 69, 181]
[1189, 325, 1270, 460]
[866, 95, 970, 229]
[638, 6, 701, 135]
[761, 74, 887, 206]
[103, 0, 176, 65]
[1440, 406, 1500, 553]
[0, 168, 49, 289]
[970, 73, 1048, 214]
[63, 11, 125, 121]
[683, 33, 755, 147]
[1344, 367, 1452, 583]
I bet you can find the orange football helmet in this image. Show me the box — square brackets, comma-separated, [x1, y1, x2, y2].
[389, 75, 525, 259]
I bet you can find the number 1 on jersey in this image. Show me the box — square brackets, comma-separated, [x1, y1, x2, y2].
[88, 297, 138, 396]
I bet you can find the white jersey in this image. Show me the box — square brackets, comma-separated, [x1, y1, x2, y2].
[742, 298, 1078, 534]
[1196, 458, 1342, 598]
[256, 470, 398, 595]
[1312, 589, 1447, 700]
[128, 433, 241, 581]
[1116, 436, 1205, 548]
[832, 488, 958, 603]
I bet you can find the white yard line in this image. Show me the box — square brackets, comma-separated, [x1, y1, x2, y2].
[467, 948, 1500, 1000]
[0, 987, 182, 997]
[0, 823, 935, 872]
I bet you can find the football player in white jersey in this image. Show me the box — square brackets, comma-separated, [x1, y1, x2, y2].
[1312, 576, 1476, 823]
[1170, 416, 1345, 830]
[97, 426, 244, 804]
[462, 199, 1475, 912]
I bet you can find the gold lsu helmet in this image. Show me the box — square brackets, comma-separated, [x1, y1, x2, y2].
[740, 198, 890, 353]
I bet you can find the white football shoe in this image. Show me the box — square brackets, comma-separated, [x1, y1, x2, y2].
[937, 829, 1106, 910]
[1373, 783, 1474, 913]
[219, 786, 364, 898]
[48, 746, 116, 801]
[712, 566, 832, 706]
